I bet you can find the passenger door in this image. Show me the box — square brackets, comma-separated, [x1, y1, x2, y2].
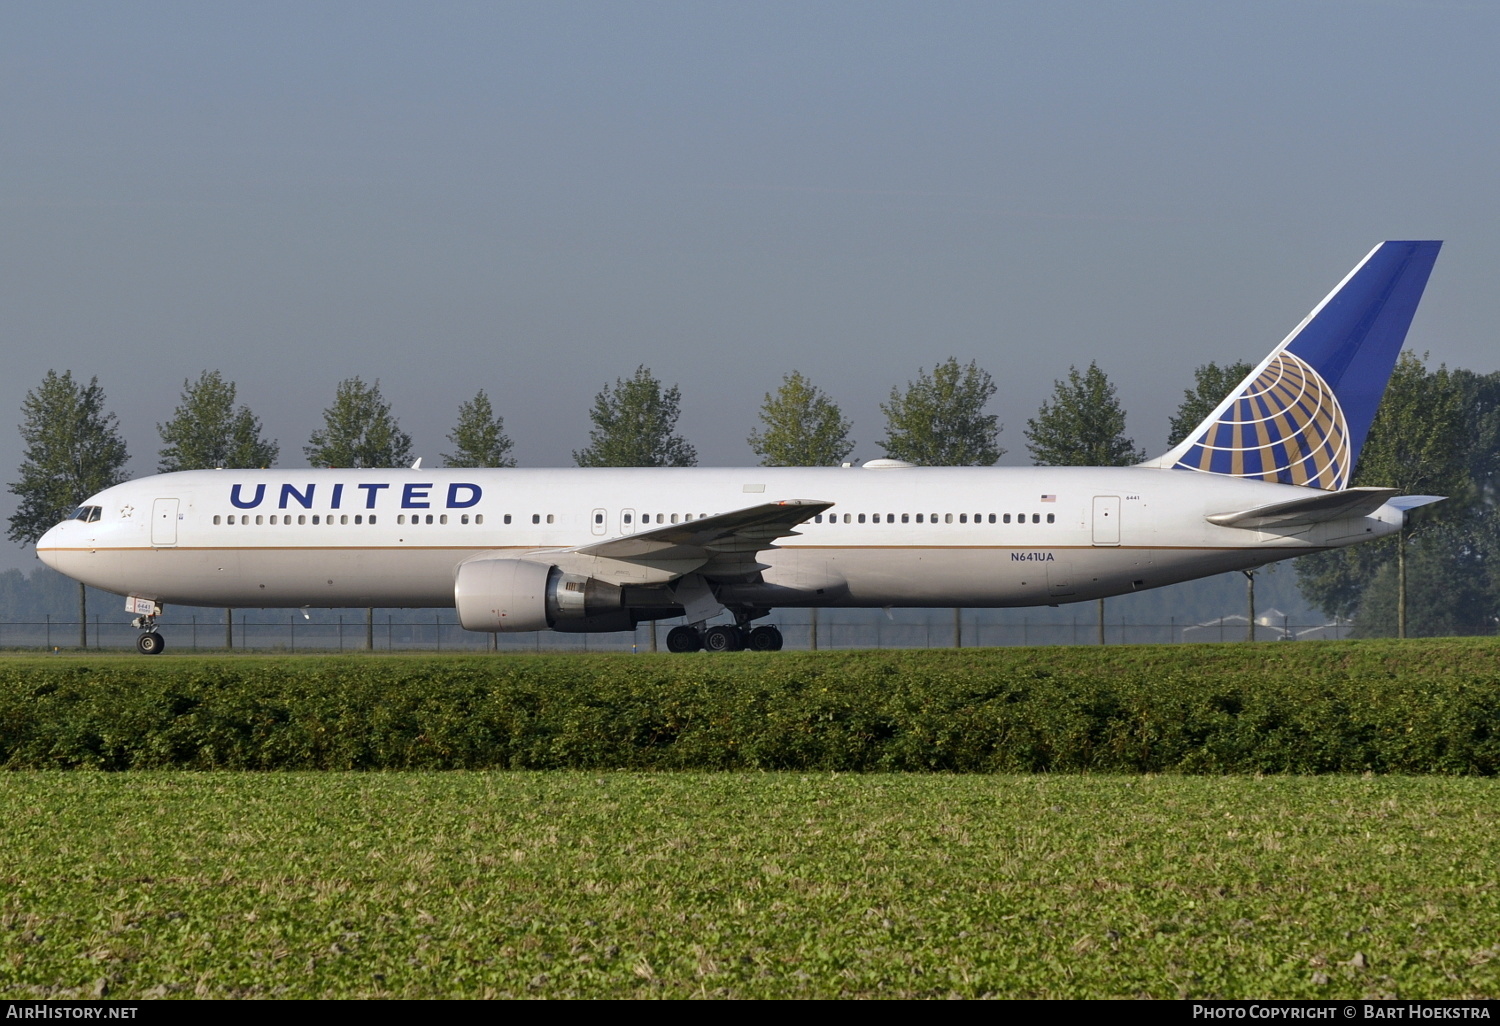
[151, 498, 180, 547]
[1092, 495, 1120, 546]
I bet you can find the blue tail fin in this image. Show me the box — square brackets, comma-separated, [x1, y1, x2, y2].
[1151, 241, 1442, 490]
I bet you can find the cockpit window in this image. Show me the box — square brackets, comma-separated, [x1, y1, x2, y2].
[67, 506, 102, 524]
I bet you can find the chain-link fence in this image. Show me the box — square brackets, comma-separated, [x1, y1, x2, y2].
[5, 613, 1491, 652]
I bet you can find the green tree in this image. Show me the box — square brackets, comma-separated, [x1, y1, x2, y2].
[1024, 361, 1144, 467]
[748, 371, 854, 467]
[574, 366, 697, 467]
[158, 371, 279, 472]
[1450, 368, 1500, 502]
[304, 378, 413, 469]
[879, 358, 1002, 466]
[1296, 353, 1469, 635]
[1167, 361, 1253, 447]
[7, 370, 130, 646]
[1343, 517, 1496, 637]
[442, 390, 515, 468]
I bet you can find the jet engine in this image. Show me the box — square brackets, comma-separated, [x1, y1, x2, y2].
[454, 557, 625, 632]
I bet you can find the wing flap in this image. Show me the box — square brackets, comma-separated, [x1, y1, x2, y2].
[1206, 486, 1400, 529]
[558, 499, 832, 583]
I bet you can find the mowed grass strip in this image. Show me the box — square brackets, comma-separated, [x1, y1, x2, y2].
[1, 773, 1498, 999]
[3, 640, 1500, 772]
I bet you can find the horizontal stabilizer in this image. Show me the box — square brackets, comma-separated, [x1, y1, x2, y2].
[1386, 495, 1446, 512]
[1206, 487, 1399, 529]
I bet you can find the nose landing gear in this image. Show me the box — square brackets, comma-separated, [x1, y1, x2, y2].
[132, 615, 166, 655]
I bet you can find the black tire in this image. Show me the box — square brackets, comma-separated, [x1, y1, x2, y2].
[136, 632, 165, 656]
[702, 625, 744, 652]
[666, 625, 702, 653]
[747, 625, 783, 652]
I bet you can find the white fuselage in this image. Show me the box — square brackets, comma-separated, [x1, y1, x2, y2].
[36, 465, 1401, 622]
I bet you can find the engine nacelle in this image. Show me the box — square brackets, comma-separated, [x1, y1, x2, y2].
[455, 557, 623, 633]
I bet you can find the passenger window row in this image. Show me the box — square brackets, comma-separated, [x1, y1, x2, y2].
[213, 513, 500, 526]
[401, 513, 484, 525]
[811, 512, 1056, 525]
[628, 512, 706, 525]
[215, 514, 381, 525]
[210, 508, 1057, 529]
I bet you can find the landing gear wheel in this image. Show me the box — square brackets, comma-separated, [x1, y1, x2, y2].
[703, 625, 744, 652]
[747, 625, 783, 652]
[136, 632, 166, 656]
[666, 625, 702, 653]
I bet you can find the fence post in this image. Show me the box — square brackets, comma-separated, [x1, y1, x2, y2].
[338, 615, 343, 652]
[1097, 598, 1105, 645]
[225, 608, 233, 650]
[366, 607, 374, 651]
[290, 615, 295, 653]
[953, 608, 962, 649]
[1243, 569, 1256, 642]
[46, 614, 50, 651]
[810, 607, 818, 652]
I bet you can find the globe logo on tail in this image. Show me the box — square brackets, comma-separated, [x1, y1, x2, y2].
[1172, 351, 1350, 491]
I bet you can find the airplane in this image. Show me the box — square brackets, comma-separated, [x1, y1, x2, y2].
[37, 241, 1444, 656]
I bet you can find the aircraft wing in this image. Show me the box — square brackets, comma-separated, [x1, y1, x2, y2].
[1205, 486, 1402, 529]
[531, 499, 834, 585]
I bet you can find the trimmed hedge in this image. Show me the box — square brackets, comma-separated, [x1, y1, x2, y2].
[2, 646, 1498, 772]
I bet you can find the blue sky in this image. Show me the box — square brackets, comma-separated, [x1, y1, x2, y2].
[3, 1, 1497, 571]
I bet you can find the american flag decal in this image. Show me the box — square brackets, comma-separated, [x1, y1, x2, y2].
[1040, 494, 1056, 502]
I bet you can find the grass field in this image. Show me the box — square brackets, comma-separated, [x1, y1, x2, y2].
[3, 772, 1499, 999]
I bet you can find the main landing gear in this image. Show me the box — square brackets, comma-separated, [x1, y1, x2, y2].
[664, 622, 784, 653]
[132, 615, 166, 655]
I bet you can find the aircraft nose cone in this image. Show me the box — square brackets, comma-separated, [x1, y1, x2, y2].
[35, 525, 63, 571]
